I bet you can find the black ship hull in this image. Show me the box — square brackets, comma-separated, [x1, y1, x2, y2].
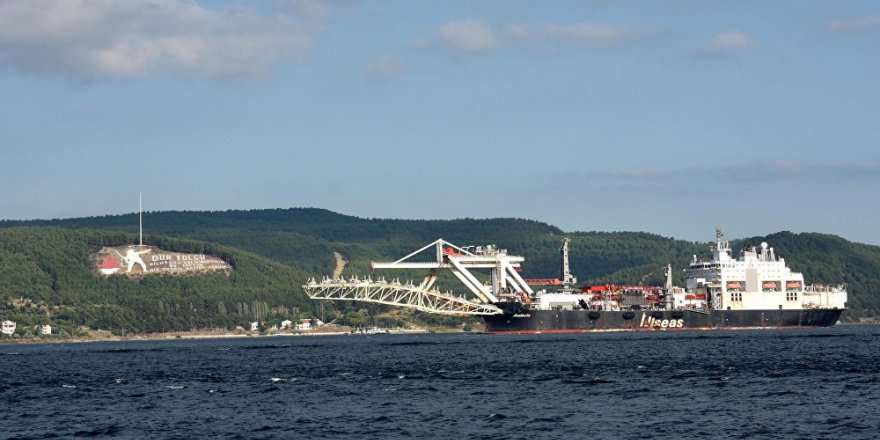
[482, 308, 843, 334]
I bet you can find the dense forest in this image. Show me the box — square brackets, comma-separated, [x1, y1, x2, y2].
[1, 208, 878, 336]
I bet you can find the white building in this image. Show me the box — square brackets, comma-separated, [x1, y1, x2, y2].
[280, 320, 293, 330]
[249, 321, 260, 332]
[36, 324, 52, 335]
[1, 320, 16, 336]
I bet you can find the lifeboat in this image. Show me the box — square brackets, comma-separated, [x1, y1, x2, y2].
[762, 281, 779, 291]
[442, 247, 464, 257]
[785, 281, 802, 289]
[726, 281, 743, 290]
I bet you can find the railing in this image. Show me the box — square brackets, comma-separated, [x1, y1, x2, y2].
[804, 283, 847, 293]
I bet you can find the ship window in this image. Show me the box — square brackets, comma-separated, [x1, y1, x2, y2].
[786, 292, 798, 301]
[730, 292, 742, 302]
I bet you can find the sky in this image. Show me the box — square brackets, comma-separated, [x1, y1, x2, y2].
[1, 0, 879, 244]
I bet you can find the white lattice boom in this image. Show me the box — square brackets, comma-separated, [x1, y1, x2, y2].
[302, 239, 535, 316]
[302, 276, 502, 315]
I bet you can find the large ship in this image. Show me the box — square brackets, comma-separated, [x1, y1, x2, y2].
[302, 230, 847, 333]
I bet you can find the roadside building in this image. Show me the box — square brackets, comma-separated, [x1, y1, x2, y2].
[36, 324, 52, 335]
[280, 320, 293, 330]
[249, 321, 260, 332]
[1, 320, 16, 336]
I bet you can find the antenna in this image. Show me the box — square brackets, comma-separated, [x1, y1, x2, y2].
[139, 192, 143, 246]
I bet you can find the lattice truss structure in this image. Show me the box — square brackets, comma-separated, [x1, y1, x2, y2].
[302, 239, 535, 316]
[302, 276, 502, 315]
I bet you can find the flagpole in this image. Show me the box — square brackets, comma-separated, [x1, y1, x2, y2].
[139, 192, 143, 246]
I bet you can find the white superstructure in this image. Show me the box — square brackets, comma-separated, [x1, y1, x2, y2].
[684, 229, 847, 311]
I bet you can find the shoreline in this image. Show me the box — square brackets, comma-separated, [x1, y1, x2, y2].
[0, 327, 459, 346]
[2, 322, 873, 346]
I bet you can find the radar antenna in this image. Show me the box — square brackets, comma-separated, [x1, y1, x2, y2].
[715, 227, 729, 251]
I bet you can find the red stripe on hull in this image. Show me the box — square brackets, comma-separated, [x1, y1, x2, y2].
[483, 325, 829, 335]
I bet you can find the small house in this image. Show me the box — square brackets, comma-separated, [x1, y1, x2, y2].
[1, 320, 15, 336]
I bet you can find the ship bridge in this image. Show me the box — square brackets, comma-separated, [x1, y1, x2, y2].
[302, 239, 537, 316]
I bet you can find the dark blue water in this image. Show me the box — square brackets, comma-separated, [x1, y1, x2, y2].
[2, 325, 879, 439]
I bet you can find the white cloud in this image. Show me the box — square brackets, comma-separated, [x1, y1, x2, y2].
[0, 0, 322, 79]
[439, 20, 500, 52]
[696, 30, 753, 56]
[584, 161, 880, 185]
[364, 56, 407, 81]
[507, 23, 656, 46]
[829, 15, 880, 33]
[425, 20, 657, 54]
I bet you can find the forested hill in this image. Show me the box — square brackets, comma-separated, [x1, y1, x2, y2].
[0, 208, 563, 246]
[0, 227, 317, 335]
[2, 209, 879, 327]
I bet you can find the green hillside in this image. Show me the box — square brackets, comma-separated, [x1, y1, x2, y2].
[0, 227, 317, 336]
[2, 209, 878, 331]
[0, 209, 700, 284]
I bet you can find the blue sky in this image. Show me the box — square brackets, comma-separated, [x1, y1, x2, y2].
[1, 0, 879, 244]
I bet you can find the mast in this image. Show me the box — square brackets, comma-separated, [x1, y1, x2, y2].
[664, 264, 674, 309]
[561, 238, 577, 286]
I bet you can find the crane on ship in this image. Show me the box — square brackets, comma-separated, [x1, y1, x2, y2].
[520, 238, 578, 288]
[302, 239, 543, 316]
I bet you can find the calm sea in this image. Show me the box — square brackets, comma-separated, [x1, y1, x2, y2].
[2, 325, 879, 439]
